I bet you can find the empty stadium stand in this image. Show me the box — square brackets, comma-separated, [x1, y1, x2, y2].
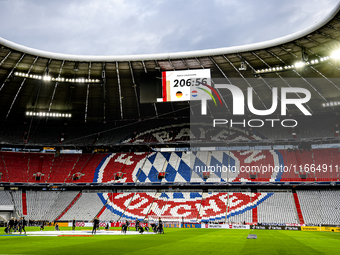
[1, 148, 340, 184]
[55, 192, 82, 221]
[257, 192, 298, 224]
[297, 190, 340, 225]
[1, 189, 339, 225]
[0, 190, 14, 206]
[59, 192, 104, 221]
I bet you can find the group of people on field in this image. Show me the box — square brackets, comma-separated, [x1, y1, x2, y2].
[4, 216, 164, 235]
[121, 217, 163, 234]
[5, 217, 27, 234]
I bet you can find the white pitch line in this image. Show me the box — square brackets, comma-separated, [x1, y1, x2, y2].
[10, 230, 156, 237]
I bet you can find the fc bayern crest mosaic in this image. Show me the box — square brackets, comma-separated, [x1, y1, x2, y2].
[92, 124, 285, 184]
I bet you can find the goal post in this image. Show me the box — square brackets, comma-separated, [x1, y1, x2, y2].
[146, 215, 183, 228]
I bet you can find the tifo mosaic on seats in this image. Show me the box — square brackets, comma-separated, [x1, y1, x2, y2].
[1, 190, 339, 225]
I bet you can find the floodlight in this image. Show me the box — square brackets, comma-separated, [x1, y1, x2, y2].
[331, 50, 340, 59]
[294, 62, 305, 68]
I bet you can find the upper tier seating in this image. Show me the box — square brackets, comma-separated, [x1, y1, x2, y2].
[0, 149, 339, 184]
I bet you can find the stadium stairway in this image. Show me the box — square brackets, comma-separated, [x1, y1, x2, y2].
[118, 193, 136, 221]
[252, 204, 258, 223]
[55, 191, 82, 221]
[144, 191, 162, 219]
[0, 155, 10, 182]
[293, 192, 305, 224]
[95, 204, 107, 219]
[22, 191, 27, 216]
[149, 192, 170, 217]
[197, 191, 207, 221]
[143, 192, 159, 220]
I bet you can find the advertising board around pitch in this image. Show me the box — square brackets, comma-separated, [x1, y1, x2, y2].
[201, 224, 250, 229]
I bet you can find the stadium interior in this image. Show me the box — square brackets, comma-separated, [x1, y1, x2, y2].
[1, 3, 340, 229]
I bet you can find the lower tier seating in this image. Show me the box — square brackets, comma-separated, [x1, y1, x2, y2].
[0, 189, 339, 225]
[297, 190, 340, 225]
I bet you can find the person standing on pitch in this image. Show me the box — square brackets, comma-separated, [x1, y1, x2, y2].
[19, 217, 27, 234]
[72, 218, 76, 231]
[92, 217, 99, 234]
[135, 218, 139, 232]
[158, 217, 164, 234]
[8, 217, 14, 233]
[14, 218, 18, 232]
[18, 217, 23, 234]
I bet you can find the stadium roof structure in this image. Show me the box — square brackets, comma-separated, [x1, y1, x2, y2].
[1, 3, 340, 122]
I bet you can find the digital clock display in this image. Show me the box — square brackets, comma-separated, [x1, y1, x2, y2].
[162, 69, 211, 102]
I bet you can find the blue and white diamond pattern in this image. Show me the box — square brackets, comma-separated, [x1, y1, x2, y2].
[134, 151, 242, 183]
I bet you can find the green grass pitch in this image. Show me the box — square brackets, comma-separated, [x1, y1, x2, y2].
[0, 227, 339, 255]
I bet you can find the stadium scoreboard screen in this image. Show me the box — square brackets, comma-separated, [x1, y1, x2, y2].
[139, 69, 211, 103]
[161, 69, 211, 102]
